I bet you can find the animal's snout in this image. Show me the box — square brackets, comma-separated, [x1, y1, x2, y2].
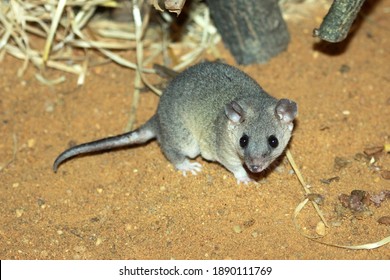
[249, 165, 261, 173]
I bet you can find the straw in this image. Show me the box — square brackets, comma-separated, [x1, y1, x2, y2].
[0, 0, 220, 86]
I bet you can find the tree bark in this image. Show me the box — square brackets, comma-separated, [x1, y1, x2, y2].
[313, 0, 366, 43]
[206, 0, 290, 65]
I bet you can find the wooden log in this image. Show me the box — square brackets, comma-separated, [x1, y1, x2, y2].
[206, 0, 290, 65]
[313, 0, 366, 43]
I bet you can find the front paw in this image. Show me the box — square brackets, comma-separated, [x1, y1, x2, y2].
[235, 175, 255, 185]
[175, 160, 202, 176]
[227, 166, 256, 185]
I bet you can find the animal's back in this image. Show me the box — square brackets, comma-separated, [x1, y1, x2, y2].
[157, 62, 272, 135]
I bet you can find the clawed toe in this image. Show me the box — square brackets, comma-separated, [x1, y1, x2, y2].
[175, 160, 202, 176]
[236, 177, 253, 185]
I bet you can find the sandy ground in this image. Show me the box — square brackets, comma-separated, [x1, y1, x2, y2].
[0, 1, 389, 259]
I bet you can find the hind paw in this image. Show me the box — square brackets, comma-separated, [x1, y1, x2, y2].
[175, 160, 202, 176]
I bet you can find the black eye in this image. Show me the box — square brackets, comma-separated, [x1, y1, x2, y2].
[268, 135, 279, 148]
[240, 134, 249, 148]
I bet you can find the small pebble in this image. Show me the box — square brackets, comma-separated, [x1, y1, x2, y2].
[338, 193, 350, 208]
[37, 198, 45, 207]
[381, 170, 390, 180]
[340, 190, 371, 212]
[315, 221, 326, 236]
[350, 190, 366, 201]
[369, 190, 390, 206]
[27, 138, 36, 148]
[342, 110, 350, 116]
[125, 224, 133, 231]
[320, 176, 340, 185]
[361, 192, 371, 206]
[95, 237, 103, 246]
[378, 216, 390, 226]
[243, 219, 255, 228]
[90, 217, 99, 223]
[349, 194, 365, 212]
[232, 225, 242, 234]
[15, 209, 24, 217]
[339, 64, 351, 73]
[334, 156, 351, 170]
[354, 153, 369, 162]
[364, 146, 383, 157]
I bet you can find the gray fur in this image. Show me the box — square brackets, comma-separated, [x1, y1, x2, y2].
[53, 62, 298, 183]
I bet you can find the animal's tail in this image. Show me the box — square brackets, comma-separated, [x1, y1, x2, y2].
[53, 116, 158, 172]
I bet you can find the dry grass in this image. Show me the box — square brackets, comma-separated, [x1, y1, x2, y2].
[0, 0, 220, 87]
[287, 149, 390, 249]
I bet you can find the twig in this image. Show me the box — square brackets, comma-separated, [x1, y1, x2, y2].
[43, 0, 67, 62]
[125, 68, 142, 131]
[313, 0, 366, 42]
[133, 0, 161, 95]
[286, 149, 329, 228]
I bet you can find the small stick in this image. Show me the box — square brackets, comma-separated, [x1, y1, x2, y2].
[133, 0, 161, 96]
[313, 0, 366, 43]
[286, 149, 329, 227]
[125, 69, 142, 131]
[43, 0, 67, 62]
[125, 0, 144, 132]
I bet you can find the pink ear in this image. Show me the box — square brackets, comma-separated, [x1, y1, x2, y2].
[225, 101, 245, 124]
[275, 99, 297, 123]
